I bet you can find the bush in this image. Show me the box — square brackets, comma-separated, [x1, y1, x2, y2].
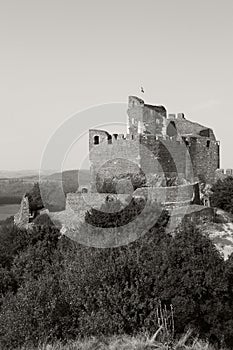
[0, 273, 69, 349]
[33, 213, 55, 227]
[26, 182, 44, 212]
[210, 177, 233, 213]
[1, 207, 233, 348]
[0, 224, 30, 269]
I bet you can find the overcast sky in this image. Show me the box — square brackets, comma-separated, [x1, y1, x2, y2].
[0, 0, 232, 171]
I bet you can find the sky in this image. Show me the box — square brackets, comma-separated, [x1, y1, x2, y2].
[0, 0, 233, 171]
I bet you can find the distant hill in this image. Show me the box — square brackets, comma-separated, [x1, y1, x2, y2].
[0, 169, 56, 179]
[47, 169, 90, 187]
[0, 169, 90, 205]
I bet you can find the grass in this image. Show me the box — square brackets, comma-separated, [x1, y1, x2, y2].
[19, 332, 221, 350]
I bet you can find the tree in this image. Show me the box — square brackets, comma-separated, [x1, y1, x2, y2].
[210, 176, 233, 213]
[12, 225, 61, 284]
[0, 224, 30, 269]
[25, 182, 44, 213]
[33, 213, 55, 227]
[163, 223, 230, 347]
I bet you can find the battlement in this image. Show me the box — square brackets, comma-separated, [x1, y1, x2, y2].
[89, 129, 140, 145]
[168, 113, 185, 120]
[89, 130, 203, 148]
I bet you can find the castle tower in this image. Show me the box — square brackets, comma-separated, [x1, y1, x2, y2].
[127, 96, 167, 137]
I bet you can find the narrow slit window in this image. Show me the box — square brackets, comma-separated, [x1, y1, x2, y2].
[207, 140, 210, 148]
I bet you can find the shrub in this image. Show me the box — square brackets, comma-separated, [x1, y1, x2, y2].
[26, 182, 44, 212]
[210, 177, 233, 213]
[0, 208, 233, 348]
[33, 213, 55, 227]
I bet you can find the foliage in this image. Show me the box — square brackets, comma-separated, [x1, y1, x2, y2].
[33, 213, 55, 227]
[0, 215, 14, 226]
[26, 182, 44, 212]
[0, 223, 30, 269]
[85, 197, 147, 228]
[210, 177, 233, 213]
[0, 222, 62, 306]
[1, 202, 233, 348]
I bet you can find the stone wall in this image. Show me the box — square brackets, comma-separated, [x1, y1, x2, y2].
[66, 192, 129, 213]
[65, 182, 200, 216]
[134, 182, 200, 208]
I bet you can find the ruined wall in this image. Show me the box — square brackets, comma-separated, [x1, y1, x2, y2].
[14, 195, 30, 228]
[127, 96, 144, 135]
[65, 182, 200, 218]
[127, 96, 167, 136]
[66, 193, 129, 212]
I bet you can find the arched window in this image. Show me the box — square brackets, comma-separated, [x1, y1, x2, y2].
[94, 135, 99, 145]
[108, 135, 112, 144]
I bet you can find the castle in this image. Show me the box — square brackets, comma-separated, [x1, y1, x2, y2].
[14, 95, 220, 234]
[89, 96, 220, 192]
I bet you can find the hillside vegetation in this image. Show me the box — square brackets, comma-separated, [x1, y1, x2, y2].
[1, 175, 233, 349]
[1, 196, 233, 349]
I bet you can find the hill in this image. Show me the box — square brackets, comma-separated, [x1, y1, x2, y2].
[47, 169, 90, 187]
[0, 169, 90, 206]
